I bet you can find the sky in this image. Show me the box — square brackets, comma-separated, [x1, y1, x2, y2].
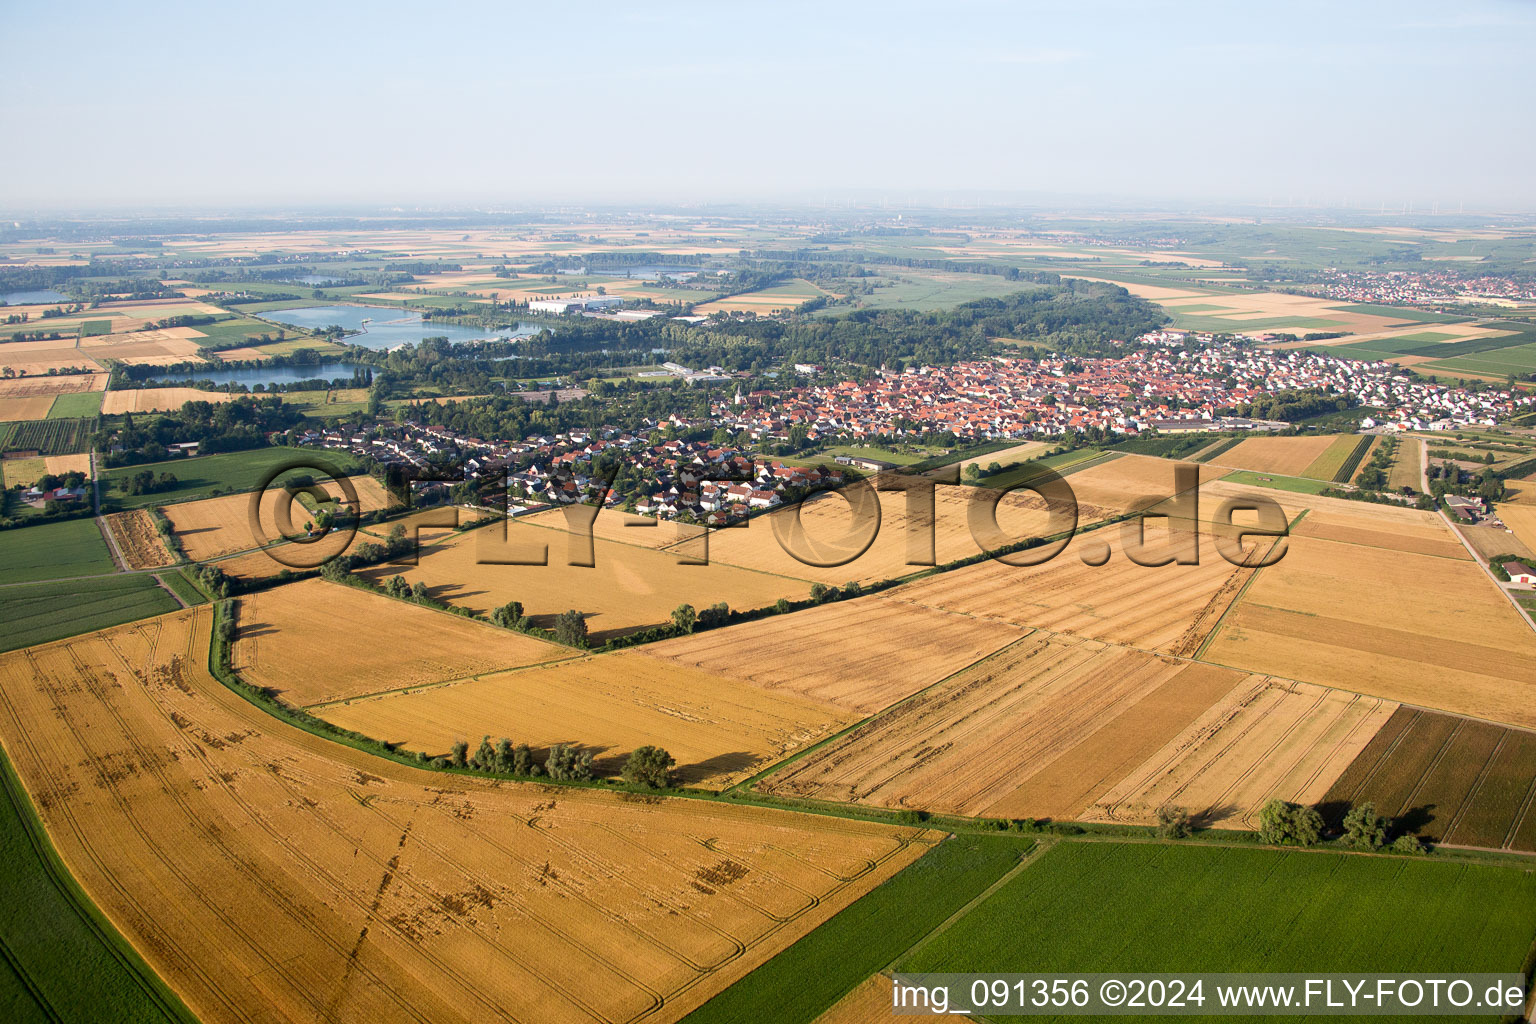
[2, 0, 1533, 211]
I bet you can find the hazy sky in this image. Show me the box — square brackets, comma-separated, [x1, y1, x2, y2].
[3, 0, 1533, 210]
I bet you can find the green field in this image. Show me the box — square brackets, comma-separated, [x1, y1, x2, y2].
[0, 746, 197, 1024]
[1221, 469, 1333, 494]
[45, 391, 105, 419]
[683, 834, 1032, 1024]
[834, 271, 1045, 312]
[0, 574, 179, 653]
[156, 568, 207, 606]
[902, 842, 1536, 1020]
[1299, 434, 1370, 482]
[0, 518, 115, 585]
[79, 319, 112, 336]
[176, 315, 312, 349]
[812, 444, 931, 466]
[102, 446, 362, 509]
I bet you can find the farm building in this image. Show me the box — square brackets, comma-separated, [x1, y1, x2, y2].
[1503, 561, 1536, 587]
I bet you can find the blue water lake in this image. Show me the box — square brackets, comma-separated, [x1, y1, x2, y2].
[258, 304, 546, 350]
[0, 289, 71, 304]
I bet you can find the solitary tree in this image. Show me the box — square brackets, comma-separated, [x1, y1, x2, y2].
[450, 739, 469, 769]
[622, 746, 675, 788]
[671, 603, 697, 634]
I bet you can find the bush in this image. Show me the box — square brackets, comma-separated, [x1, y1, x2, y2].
[1391, 834, 1427, 855]
[1156, 805, 1192, 840]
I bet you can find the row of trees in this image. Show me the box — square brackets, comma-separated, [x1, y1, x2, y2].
[426, 736, 675, 788]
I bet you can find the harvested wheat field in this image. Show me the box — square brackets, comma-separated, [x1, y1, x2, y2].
[1085, 677, 1398, 830]
[1459, 523, 1535, 562]
[1063, 454, 1228, 514]
[959, 441, 1049, 473]
[760, 635, 1247, 820]
[319, 648, 858, 787]
[79, 331, 207, 366]
[522, 505, 709, 551]
[354, 521, 808, 641]
[103, 510, 175, 569]
[0, 372, 107, 397]
[881, 528, 1267, 658]
[101, 388, 235, 414]
[641, 595, 1025, 715]
[1209, 435, 1339, 477]
[233, 578, 572, 706]
[0, 394, 57, 421]
[678, 483, 1115, 587]
[166, 478, 392, 562]
[1205, 532, 1536, 729]
[42, 452, 92, 477]
[1290, 502, 1471, 560]
[0, 608, 935, 1024]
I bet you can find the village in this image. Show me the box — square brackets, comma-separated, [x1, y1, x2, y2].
[291, 329, 1534, 527]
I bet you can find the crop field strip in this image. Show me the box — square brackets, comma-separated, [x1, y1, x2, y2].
[1321, 707, 1536, 852]
[878, 529, 1259, 657]
[233, 578, 574, 707]
[0, 608, 938, 1024]
[640, 594, 1026, 716]
[1085, 677, 1397, 830]
[758, 634, 1254, 821]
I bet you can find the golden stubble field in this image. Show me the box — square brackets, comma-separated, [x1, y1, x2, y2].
[1209, 435, 1339, 477]
[0, 372, 107, 398]
[355, 520, 811, 640]
[1205, 506, 1536, 729]
[879, 527, 1260, 658]
[1084, 677, 1398, 830]
[759, 634, 1248, 820]
[640, 594, 1025, 716]
[317, 647, 858, 787]
[101, 387, 236, 414]
[233, 578, 573, 706]
[166, 476, 395, 562]
[0, 608, 936, 1024]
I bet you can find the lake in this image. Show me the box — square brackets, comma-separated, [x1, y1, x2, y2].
[0, 289, 70, 305]
[146, 362, 368, 387]
[258, 304, 546, 350]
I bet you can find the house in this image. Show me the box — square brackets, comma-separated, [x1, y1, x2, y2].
[1504, 562, 1536, 587]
